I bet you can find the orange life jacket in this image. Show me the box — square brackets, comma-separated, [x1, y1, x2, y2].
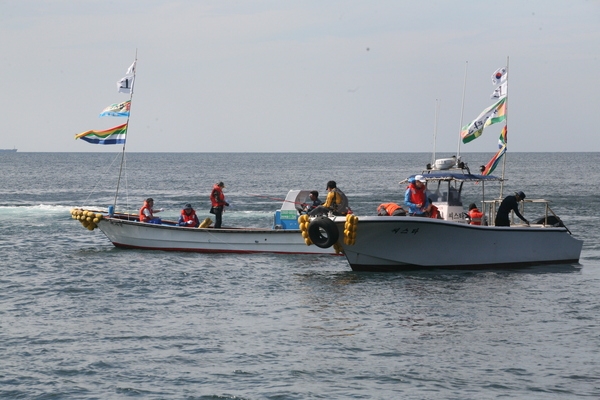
[139, 201, 153, 222]
[379, 203, 403, 216]
[469, 208, 483, 225]
[180, 209, 198, 227]
[210, 185, 226, 207]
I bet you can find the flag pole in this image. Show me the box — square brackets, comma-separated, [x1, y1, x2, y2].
[499, 55, 509, 198]
[456, 61, 468, 162]
[114, 49, 137, 211]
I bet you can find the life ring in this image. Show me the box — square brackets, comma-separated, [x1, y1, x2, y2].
[308, 217, 339, 248]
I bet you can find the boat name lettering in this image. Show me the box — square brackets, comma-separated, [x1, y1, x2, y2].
[391, 227, 419, 235]
[448, 212, 467, 220]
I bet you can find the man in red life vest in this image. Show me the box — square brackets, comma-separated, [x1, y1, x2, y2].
[178, 203, 200, 228]
[404, 175, 429, 216]
[468, 203, 484, 225]
[210, 182, 229, 228]
[425, 199, 442, 219]
[139, 198, 162, 224]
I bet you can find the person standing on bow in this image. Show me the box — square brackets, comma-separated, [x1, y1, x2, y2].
[468, 203, 484, 225]
[139, 197, 162, 224]
[210, 181, 229, 228]
[495, 191, 529, 227]
[178, 203, 200, 228]
[309, 180, 350, 216]
[404, 175, 430, 217]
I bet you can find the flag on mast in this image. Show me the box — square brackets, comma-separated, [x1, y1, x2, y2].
[498, 125, 507, 147]
[491, 81, 507, 99]
[99, 100, 131, 117]
[482, 144, 506, 175]
[461, 97, 506, 143]
[75, 123, 128, 145]
[491, 66, 507, 85]
[117, 60, 136, 93]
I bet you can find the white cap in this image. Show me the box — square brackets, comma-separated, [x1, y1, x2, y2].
[414, 174, 426, 183]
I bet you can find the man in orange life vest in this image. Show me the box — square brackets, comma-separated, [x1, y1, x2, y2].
[404, 175, 430, 217]
[139, 198, 162, 224]
[377, 202, 406, 216]
[178, 203, 200, 228]
[468, 203, 484, 225]
[210, 181, 229, 228]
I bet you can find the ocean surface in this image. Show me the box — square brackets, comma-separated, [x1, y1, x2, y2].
[1, 152, 599, 399]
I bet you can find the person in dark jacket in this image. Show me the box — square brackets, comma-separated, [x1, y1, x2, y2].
[495, 191, 529, 226]
[298, 190, 322, 214]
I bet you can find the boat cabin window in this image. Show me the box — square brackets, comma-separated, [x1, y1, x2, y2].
[426, 181, 442, 202]
[434, 181, 463, 206]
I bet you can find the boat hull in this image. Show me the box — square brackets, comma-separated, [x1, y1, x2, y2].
[98, 218, 337, 255]
[335, 217, 583, 271]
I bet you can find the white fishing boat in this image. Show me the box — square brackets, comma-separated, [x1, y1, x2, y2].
[302, 63, 583, 271]
[73, 190, 339, 255]
[71, 56, 339, 256]
[304, 169, 582, 271]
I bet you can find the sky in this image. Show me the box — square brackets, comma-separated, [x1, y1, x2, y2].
[1, 0, 599, 153]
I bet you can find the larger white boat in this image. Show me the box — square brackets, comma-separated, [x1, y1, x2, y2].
[305, 169, 583, 271]
[73, 190, 339, 255]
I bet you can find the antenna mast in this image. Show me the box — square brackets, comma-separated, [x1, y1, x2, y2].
[456, 61, 468, 161]
[114, 49, 137, 209]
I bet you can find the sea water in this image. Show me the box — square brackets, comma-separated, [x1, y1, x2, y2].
[1, 152, 599, 399]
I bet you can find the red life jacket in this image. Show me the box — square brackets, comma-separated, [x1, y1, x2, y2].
[428, 204, 441, 219]
[469, 208, 483, 225]
[139, 201, 153, 222]
[408, 183, 427, 206]
[210, 185, 226, 207]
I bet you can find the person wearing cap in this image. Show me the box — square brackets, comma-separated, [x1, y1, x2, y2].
[210, 181, 229, 228]
[178, 203, 200, 228]
[139, 197, 162, 224]
[404, 175, 430, 216]
[308, 180, 350, 216]
[468, 203, 484, 225]
[495, 191, 529, 227]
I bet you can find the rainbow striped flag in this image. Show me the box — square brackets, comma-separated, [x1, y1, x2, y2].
[498, 125, 507, 147]
[75, 123, 128, 145]
[483, 144, 506, 175]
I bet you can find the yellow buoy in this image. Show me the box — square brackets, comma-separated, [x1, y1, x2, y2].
[199, 217, 212, 228]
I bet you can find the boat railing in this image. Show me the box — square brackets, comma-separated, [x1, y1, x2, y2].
[481, 198, 570, 232]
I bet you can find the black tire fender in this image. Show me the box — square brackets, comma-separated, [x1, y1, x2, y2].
[308, 217, 339, 248]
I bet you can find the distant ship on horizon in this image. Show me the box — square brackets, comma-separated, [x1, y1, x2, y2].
[0, 148, 17, 152]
